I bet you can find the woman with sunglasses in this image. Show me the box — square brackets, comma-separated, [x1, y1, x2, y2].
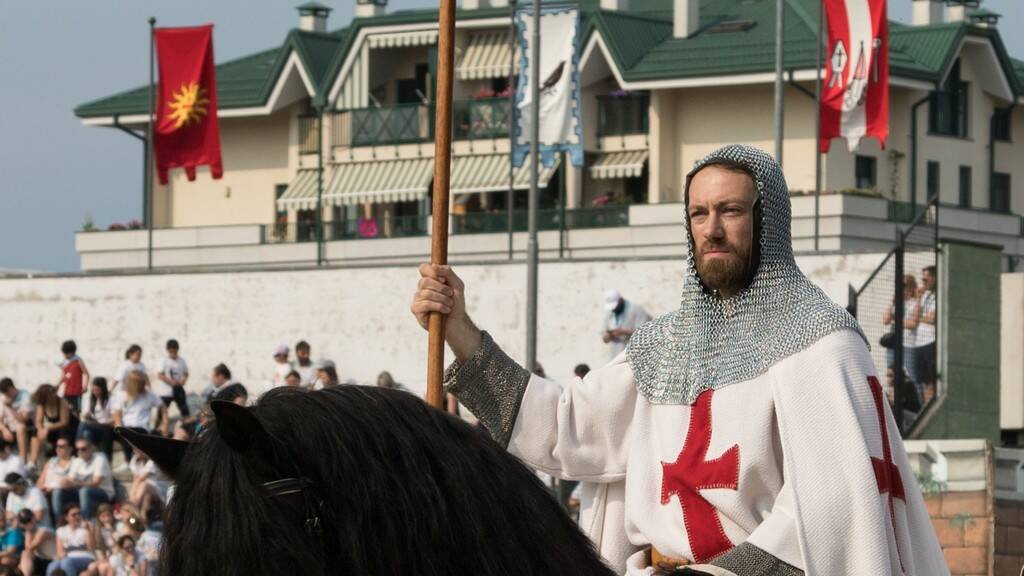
[36, 439, 73, 527]
[46, 503, 94, 575]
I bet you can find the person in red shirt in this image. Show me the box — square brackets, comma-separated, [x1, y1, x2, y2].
[58, 340, 89, 414]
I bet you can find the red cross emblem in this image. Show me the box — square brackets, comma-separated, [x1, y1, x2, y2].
[868, 375, 907, 573]
[660, 389, 740, 563]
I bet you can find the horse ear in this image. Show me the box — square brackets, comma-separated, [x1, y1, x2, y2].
[115, 427, 189, 480]
[209, 400, 275, 467]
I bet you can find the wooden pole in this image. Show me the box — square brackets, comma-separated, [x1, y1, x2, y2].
[426, 0, 457, 410]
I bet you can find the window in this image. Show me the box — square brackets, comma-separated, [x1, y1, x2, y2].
[929, 59, 968, 138]
[958, 166, 972, 208]
[993, 107, 1012, 142]
[855, 155, 877, 190]
[926, 161, 940, 202]
[991, 172, 1011, 214]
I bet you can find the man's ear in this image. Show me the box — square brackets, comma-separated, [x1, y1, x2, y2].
[209, 400, 276, 473]
[115, 428, 189, 480]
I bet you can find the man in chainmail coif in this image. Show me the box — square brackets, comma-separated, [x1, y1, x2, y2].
[411, 145, 947, 576]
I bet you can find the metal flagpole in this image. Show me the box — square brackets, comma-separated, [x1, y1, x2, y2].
[316, 105, 324, 266]
[773, 0, 785, 166]
[425, 0, 457, 409]
[147, 17, 156, 272]
[508, 0, 517, 261]
[525, 0, 540, 373]
[814, 0, 823, 251]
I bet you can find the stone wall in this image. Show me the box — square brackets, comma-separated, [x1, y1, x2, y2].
[926, 490, 993, 575]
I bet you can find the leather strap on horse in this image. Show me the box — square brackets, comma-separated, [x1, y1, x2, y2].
[650, 546, 690, 569]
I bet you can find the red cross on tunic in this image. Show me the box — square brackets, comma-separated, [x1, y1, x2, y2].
[867, 375, 907, 573]
[660, 389, 740, 563]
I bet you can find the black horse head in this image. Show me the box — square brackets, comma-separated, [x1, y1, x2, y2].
[119, 386, 614, 576]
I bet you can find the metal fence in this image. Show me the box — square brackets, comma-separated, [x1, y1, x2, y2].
[852, 197, 939, 437]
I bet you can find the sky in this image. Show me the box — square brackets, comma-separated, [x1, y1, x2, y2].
[1, 0, 1022, 273]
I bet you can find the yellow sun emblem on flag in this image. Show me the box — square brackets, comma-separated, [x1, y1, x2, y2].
[167, 81, 210, 130]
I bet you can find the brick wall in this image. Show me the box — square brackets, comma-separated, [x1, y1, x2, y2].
[995, 498, 1024, 576]
[926, 490, 992, 575]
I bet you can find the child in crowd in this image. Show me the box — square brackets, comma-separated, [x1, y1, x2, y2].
[0, 513, 24, 568]
[156, 339, 190, 419]
[57, 341, 89, 414]
[112, 346, 146, 394]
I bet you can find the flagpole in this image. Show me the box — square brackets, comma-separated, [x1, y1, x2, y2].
[814, 0, 823, 251]
[147, 17, 156, 272]
[525, 0, 540, 373]
[507, 0, 517, 261]
[773, 0, 784, 166]
[426, 0, 457, 410]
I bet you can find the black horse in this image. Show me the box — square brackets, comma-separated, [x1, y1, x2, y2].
[119, 386, 615, 576]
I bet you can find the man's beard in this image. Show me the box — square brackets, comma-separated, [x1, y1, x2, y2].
[696, 242, 751, 295]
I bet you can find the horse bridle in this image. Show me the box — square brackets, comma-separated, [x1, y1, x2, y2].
[261, 476, 325, 536]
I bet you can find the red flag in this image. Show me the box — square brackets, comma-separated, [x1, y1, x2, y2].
[820, 0, 888, 153]
[154, 25, 223, 184]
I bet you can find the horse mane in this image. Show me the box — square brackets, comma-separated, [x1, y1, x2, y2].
[162, 386, 614, 576]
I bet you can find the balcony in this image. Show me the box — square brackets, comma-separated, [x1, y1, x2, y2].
[451, 206, 630, 235]
[596, 92, 649, 137]
[331, 104, 434, 147]
[454, 98, 511, 141]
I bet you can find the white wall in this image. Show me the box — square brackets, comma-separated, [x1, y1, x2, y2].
[0, 253, 885, 398]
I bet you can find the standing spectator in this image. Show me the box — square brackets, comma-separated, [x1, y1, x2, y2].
[294, 341, 317, 388]
[105, 534, 146, 576]
[37, 439, 73, 524]
[200, 364, 232, 404]
[78, 378, 114, 461]
[47, 503, 95, 575]
[0, 512, 24, 569]
[111, 374, 168, 463]
[0, 444, 26, 502]
[29, 385, 78, 469]
[601, 290, 652, 360]
[156, 340, 190, 418]
[284, 371, 302, 388]
[4, 474, 51, 530]
[913, 266, 938, 404]
[0, 379, 36, 465]
[127, 454, 169, 521]
[57, 341, 89, 415]
[882, 274, 920, 383]
[271, 345, 292, 389]
[311, 361, 338, 390]
[59, 439, 114, 520]
[112, 346, 146, 394]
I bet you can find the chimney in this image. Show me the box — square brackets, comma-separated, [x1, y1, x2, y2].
[297, 2, 331, 32]
[674, 0, 699, 38]
[355, 0, 387, 19]
[946, 3, 976, 23]
[600, 0, 630, 10]
[912, 0, 944, 26]
[463, 0, 510, 8]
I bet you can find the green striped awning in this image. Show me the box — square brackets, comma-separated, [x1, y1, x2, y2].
[323, 158, 434, 206]
[457, 31, 516, 80]
[589, 150, 649, 180]
[451, 154, 560, 195]
[275, 169, 322, 210]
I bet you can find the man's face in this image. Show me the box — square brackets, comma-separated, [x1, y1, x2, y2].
[296, 348, 310, 363]
[687, 166, 757, 297]
[11, 484, 24, 496]
[76, 442, 93, 460]
[922, 270, 935, 291]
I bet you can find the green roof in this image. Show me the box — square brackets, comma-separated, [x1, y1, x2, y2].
[74, 0, 1022, 119]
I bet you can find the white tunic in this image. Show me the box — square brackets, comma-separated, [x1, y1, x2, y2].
[507, 330, 947, 576]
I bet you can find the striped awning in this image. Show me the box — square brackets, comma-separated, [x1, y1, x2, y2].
[457, 31, 516, 80]
[275, 169, 322, 210]
[589, 150, 649, 180]
[367, 30, 438, 49]
[323, 158, 434, 206]
[451, 154, 560, 195]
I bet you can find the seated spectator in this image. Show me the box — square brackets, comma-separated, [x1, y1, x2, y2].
[29, 385, 78, 469]
[37, 439, 73, 524]
[0, 444, 26, 503]
[0, 512, 24, 568]
[90, 504, 117, 561]
[4, 474, 51, 531]
[127, 454, 169, 521]
[0, 379, 36, 466]
[104, 534, 146, 576]
[200, 364, 232, 405]
[55, 439, 113, 521]
[111, 373, 168, 463]
[135, 506, 161, 576]
[312, 361, 339, 390]
[77, 378, 114, 461]
[284, 371, 302, 388]
[47, 503, 94, 575]
[212, 384, 248, 407]
[375, 372, 407, 392]
[18, 508, 54, 576]
[112, 506, 141, 540]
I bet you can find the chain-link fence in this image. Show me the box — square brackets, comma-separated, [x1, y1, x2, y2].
[852, 199, 939, 437]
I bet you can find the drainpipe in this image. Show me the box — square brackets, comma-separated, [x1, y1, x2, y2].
[909, 89, 934, 210]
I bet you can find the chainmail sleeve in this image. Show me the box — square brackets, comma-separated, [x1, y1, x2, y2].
[708, 543, 803, 576]
[443, 331, 531, 448]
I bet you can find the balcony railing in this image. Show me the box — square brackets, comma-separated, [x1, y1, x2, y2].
[298, 115, 320, 154]
[326, 215, 430, 240]
[331, 104, 434, 147]
[454, 98, 511, 140]
[452, 206, 630, 235]
[597, 92, 649, 137]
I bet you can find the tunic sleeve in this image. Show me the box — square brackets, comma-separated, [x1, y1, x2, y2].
[445, 331, 637, 481]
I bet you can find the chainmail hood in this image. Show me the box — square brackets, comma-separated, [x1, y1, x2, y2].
[626, 144, 865, 405]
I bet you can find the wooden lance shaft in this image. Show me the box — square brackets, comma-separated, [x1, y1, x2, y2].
[426, 0, 457, 410]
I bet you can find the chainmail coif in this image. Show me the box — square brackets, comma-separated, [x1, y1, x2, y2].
[626, 144, 866, 405]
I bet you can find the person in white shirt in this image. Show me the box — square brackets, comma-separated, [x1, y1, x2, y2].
[79, 377, 115, 461]
[55, 439, 114, 520]
[271, 344, 293, 389]
[156, 339, 190, 418]
[111, 373, 169, 463]
[0, 444, 26, 500]
[294, 340, 318, 387]
[106, 534, 147, 576]
[113, 345, 147, 393]
[601, 290, 652, 360]
[4, 473, 51, 530]
[128, 454, 170, 521]
[0, 378, 36, 465]
[912, 265, 938, 404]
[36, 438, 73, 523]
[48, 503, 95, 575]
